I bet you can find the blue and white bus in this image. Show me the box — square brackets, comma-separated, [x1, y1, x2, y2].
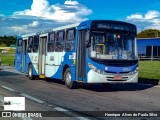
[15, 20, 138, 89]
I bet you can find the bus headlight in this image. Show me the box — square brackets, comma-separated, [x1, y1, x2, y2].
[88, 63, 103, 74]
[135, 67, 139, 73]
[130, 67, 138, 74]
[88, 63, 96, 70]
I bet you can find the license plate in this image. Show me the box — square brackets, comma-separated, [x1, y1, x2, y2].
[114, 76, 122, 80]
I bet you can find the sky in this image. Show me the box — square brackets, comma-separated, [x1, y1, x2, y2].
[0, 0, 160, 36]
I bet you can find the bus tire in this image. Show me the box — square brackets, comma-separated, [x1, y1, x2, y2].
[64, 68, 76, 89]
[28, 64, 35, 80]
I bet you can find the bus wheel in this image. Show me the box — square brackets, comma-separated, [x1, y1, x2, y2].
[28, 64, 35, 80]
[64, 68, 76, 89]
[101, 83, 112, 88]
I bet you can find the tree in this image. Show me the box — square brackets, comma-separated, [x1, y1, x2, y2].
[0, 36, 16, 47]
[0, 43, 7, 47]
[137, 29, 160, 38]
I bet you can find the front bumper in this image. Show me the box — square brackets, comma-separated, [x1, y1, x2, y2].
[87, 70, 138, 83]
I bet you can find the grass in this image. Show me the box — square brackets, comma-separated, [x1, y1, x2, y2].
[139, 61, 160, 80]
[0, 54, 15, 66]
[0, 49, 15, 66]
[0, 49, 15, 54]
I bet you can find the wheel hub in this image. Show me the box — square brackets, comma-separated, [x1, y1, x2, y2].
[66, 72, 71, 85]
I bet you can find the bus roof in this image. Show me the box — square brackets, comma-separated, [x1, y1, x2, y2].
[20, 20, 136, 38]
[21, 23, 80, 38]
[79, 20, 136, 27]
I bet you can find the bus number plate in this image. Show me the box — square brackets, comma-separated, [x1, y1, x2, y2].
[114, 76, 122, 80]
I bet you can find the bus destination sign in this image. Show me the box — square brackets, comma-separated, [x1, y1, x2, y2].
[97, 23, 134, 31]
[91, 21, 136, 32]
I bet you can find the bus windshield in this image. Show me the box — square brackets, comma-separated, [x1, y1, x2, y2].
[89, 32, 137, 60]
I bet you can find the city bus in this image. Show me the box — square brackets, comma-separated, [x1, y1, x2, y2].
[15, 20, 138, 89]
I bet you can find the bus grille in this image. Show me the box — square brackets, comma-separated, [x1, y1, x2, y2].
[106, 76, 128, 81]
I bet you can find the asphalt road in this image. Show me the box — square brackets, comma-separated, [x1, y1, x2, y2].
[0, 66, 160, 120]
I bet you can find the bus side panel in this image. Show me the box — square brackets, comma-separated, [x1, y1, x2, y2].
[31, 53, 39, 76]
[25, 53, 38, 76]
[24, 53, 30, 74]
[50, 66, 63, 79]
[49, 52, 76, 81]
[32, 63, 38, 76]
[46, 52, 65, 79]
[15, 53, 22, 72]
[61, 52, 76, 81]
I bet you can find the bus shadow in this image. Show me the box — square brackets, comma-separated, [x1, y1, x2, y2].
[0, 70, 22, 76]
[138, 78, 160, 85]
[78, 83, 155, 92]
[44, 78, 155, 92]
[45, 78, 65, 85]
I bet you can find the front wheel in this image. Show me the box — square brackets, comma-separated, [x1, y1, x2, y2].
[64, 68, 76, 89]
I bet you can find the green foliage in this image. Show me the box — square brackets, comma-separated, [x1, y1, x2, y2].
[137, 29, 160, 38]
[0, 43, 7, 47]
[0, 36, 16, 47]
[0, 54, 15, 66]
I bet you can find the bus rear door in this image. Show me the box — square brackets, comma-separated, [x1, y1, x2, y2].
[22, 39, 27, 73]
[38, 35, 47, 78]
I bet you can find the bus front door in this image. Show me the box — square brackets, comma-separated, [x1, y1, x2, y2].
[76, 30, 87, 81]
[38, 36, 47, 78]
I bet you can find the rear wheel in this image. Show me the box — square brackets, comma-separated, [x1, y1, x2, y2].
[28, 64, 35, 80]
[64, 68, 76, 89]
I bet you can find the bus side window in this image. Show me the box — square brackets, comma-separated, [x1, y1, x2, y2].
[33, 45, 38, 52]
[33, 36, 39, 53]
[47, 32, 55, 52]
[28, 37, 33, 53]
[48, 43, 54, 52]
[55, 42, 63, 52]
[57, 31, 64, 41]
[55, 31, 64, 52]
[17, 39, 22, 53]
[65, 29, 75, 51]
[67, 29, 75, 40]
[28, 45, 33, 53]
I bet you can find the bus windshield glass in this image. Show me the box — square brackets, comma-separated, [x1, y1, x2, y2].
[89, 32, 137, 60]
